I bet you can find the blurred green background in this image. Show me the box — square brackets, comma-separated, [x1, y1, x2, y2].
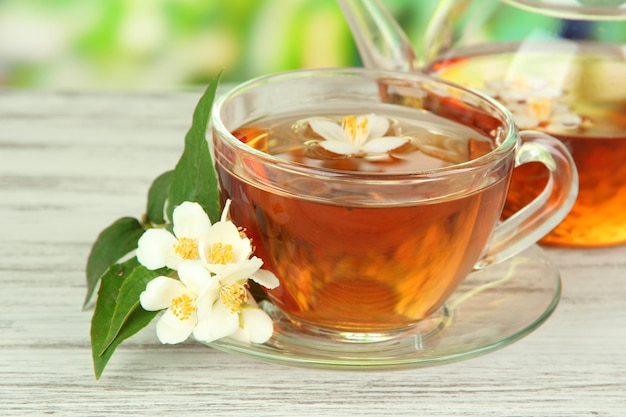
[0, 0, 436, 91]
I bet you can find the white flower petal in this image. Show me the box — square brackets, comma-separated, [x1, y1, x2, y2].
[236, 307, 274, 344]
[513, 114, 540, 129]
[319, 140, 360, 155]
[219, 257, 264, 285]
[193, 302, 240, 343]
[500, 90, 528, 102]
[364, 114, 390, 139]
[156, 308, 196, 344]
[250, 268, 280, 289]
[136, 229, 178, 270]
[227, 327, 250, 343]
[506, 103, 527, 114]
[551, 113, 582, 129]
[551, 102, 570, 114]
[362, 136, 409, 154]
[164, 256, 183, 271]
[140, 276, 187, 311]
[177, 260, 213, 294]
[172, 201, 212, 240]
[308, 119, 345, 142]
[220, 199, 232, 222]
[198, 241, 210, 268]
[196, 277, 221, 314]
[208, 221, 252, 259]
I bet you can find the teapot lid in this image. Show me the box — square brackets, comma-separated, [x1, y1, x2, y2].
[502, 0, 626, 20]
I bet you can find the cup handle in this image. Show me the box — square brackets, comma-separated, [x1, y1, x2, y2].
[475, 130, 578, 269]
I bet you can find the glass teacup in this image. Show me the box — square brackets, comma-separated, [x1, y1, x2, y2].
[211, 68, 577, 341]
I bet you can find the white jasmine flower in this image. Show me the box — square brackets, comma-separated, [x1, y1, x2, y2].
[198, 201, 253, 274]
[139, 261, 212, 344]
[308, 114, 408, 156]
[199, 221, 253, 274]
[136, 201, 211, 270]
[509, 98, 582, 131]
[137, 199, 281, 346]
[194, 258, 279, 344]
[482, 77, 582, 131]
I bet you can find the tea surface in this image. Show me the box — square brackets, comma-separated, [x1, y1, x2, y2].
[232, 108, 494, 173]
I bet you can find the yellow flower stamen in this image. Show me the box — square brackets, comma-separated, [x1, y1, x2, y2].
[220, 283, 249, 314]
[207, 242, 234, 265]
[170, 293, 195, 321]
[359, 115, 369, 131]
[342, 116, 356, 139]
[174, 237, 199, 260]
[341, 115, 369, 143]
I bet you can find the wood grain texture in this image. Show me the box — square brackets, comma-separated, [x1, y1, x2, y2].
[1, 89, 624, 417]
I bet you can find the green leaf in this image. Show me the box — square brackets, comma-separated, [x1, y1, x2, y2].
[167, 71, 223, 223]
[99, 264, 169, 355]
[84, 217, 145, 308]
[90, 258, 160, 379]
[90, 258, 136, 378]
[95, 306, 158, 380]
[146, 170, 174, 225]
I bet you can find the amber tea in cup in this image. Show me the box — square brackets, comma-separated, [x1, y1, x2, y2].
[211, 69, 577, 340]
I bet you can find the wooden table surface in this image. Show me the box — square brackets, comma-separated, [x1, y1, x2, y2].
[1, 88, 624, 416]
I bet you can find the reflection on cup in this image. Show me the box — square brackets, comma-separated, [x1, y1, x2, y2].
[211, 69, 577, 341]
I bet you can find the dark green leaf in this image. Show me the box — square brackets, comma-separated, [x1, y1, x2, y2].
[146, 170, 174, 225]
[91, 258, 160, 379]
[84, 217, 145, 308]
[99, 264, 169, 355]
[167, 72, 223, 223]
[91, 258, 138, 378]
[95, 306, 158, 380]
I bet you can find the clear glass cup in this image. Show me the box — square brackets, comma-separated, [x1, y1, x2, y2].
[210, 68, 577, 341]
[421, 0, 626, 247]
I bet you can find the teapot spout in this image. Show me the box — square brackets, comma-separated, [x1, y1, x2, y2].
[338, 0, 418, 72]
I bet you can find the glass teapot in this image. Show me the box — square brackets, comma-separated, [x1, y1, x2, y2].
[340, 0, 626, 247]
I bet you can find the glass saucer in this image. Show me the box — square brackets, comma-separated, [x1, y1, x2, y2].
[206, 244, 561, 370]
